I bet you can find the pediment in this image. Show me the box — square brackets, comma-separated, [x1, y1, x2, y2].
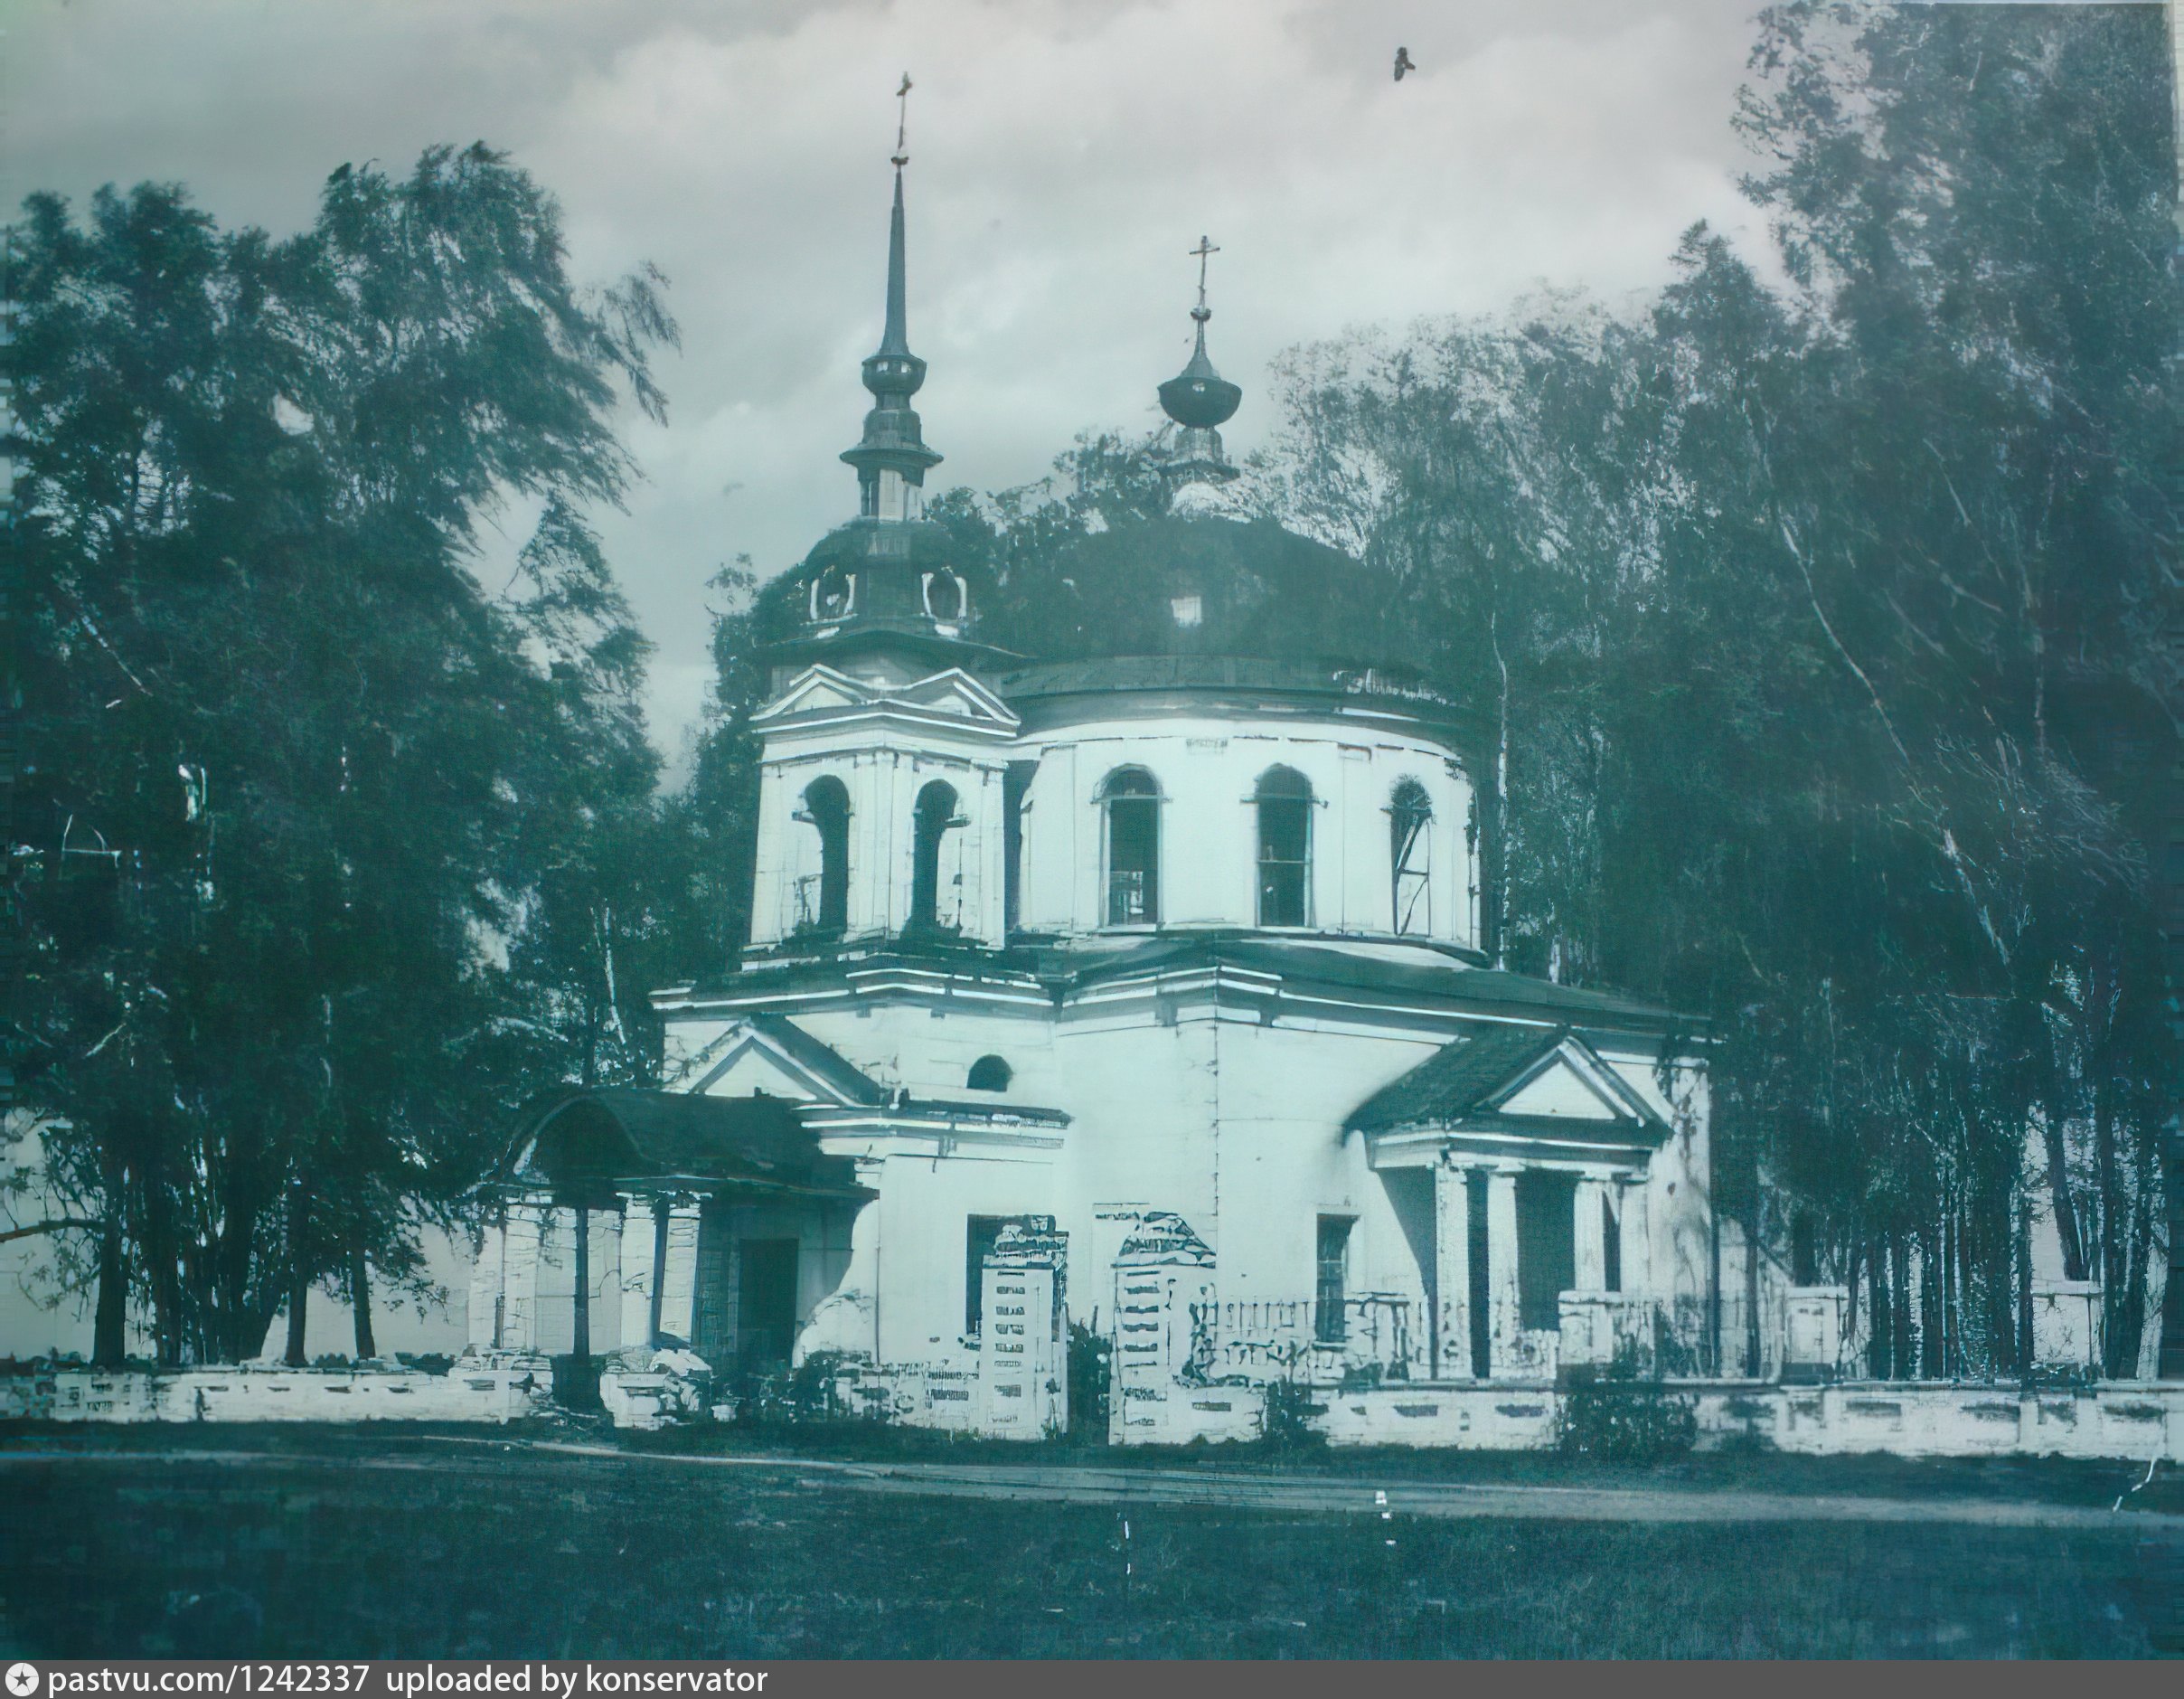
[754, 663, 1019, 733]
[667, 1015, 886, 1109]
[1347, 1025, 1664, 1137]
[1492, 1054, 1627, 1121]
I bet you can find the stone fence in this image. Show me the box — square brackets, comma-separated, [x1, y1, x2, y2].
[0, 1359, 551, 1424]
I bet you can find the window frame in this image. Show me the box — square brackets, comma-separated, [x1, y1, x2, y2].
[1313, 1214, 1354, 1345]
[1098, 767, 1163, 928]
[1389, 778, 1433, 938]
[1255, 766, 1315, 929]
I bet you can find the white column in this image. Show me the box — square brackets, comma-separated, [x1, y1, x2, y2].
[1485, 1168, 1522, 1377]
[1432, 1161, 1472, 1380]
[1574, 1176, 1609, 1292]
[656, 1201, 703, 1349]
[748, 761, 788, 946]
[976, 762, 1005, 945]
[620, 1197, 658, 1351]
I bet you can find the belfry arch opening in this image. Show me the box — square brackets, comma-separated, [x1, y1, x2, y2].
[1099, 767, 1162, 926]
[799, 776, 851, 935]
[1255, 766, 1313, 928]
[909, 779, 962, 931]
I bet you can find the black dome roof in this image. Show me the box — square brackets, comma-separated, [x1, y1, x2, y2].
[981, 511, 1401, 671]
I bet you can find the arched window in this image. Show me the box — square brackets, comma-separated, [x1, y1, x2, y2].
[1255, 766, 1313, 928]
[966, 1055, 1012, 1093]
[1099, 768, 1161, 925]
[909, 779, 961, 930]
[797, 776, 851, 935]
[1389, 779, 1432, 937]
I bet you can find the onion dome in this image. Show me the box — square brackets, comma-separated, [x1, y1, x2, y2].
[1158, 318, 1243, 429]
[1157, 237, 1241, 500]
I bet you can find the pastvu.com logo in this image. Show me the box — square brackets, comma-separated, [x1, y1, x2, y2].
[6, 1662, 40, 1697]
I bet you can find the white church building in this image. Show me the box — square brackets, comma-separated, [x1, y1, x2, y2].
[469, 150, 1737, 1444]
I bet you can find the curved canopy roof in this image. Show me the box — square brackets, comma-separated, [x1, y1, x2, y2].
[508, 1086, 871, 1203]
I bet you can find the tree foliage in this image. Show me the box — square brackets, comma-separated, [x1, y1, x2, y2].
[1246, 2, 2179, 1374]
[7, 146, 682, 1362]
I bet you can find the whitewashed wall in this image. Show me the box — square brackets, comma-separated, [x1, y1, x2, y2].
[1014, 713, 1479, 949]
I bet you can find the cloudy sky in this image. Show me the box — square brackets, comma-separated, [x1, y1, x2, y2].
[12, 0, 1774, 770]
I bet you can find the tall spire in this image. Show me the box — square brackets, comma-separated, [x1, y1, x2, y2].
[844, 73, 938, 516]
[1157, 234, 1241, 504]
[776, 73, 998, 680]
[878, 168, 911, 359]
[877, 74, 913, 361]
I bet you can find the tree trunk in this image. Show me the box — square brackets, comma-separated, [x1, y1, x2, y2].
[1870, 1238, 1893, 1379]
[283, 1182, 310, 1367]
[92, 1145, 129, 1367]
[349, 1244, 377, 1361]
[1743, 1185, 1763, 1379]
[93, 1206, 128, 1367]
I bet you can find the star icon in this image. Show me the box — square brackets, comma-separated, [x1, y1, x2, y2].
[6, 1664, 40, 1697]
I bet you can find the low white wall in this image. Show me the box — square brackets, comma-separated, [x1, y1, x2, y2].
[1113, 1379, 2184, 1460]
[1, 1361, 552, 1425]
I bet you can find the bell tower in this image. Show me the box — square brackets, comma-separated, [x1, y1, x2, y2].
[746, 82, 1020, 959]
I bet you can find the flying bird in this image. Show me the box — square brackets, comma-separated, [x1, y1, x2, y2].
[1393, 46, 1416, 81]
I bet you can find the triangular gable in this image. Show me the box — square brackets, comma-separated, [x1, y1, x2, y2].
[752, 664, 880, 723]
[893, 667, 1020, 728]
[1346, 1026, 1664, 1135]
[680, 1015, 887, 1108]
[753, 663, 1020, 732]
[1492, 1048, 1631, 1121]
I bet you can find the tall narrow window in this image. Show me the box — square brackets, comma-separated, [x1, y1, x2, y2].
[1602, 1192, 1622, 1294]
[1314, 1215, 1353, 1344]
[1100, 768, 1161, 925]
[1256, 766, 1313, 927]
[1389, 779, 1432, 937]
[798, 777, 851, 935]
[909, 779, 960, 931]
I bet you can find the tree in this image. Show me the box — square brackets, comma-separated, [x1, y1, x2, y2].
[6, 146, 678, 1362]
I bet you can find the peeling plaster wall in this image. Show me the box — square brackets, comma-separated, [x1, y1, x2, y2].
[0, 1364, 550, 1424]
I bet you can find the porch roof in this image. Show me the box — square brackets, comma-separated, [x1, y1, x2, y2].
[509, 1086, 872, 1203]
[1347, 1026, 1564, 1132]
[1345, 1025, 1672, 1147]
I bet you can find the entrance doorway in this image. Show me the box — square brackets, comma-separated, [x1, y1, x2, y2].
[738, 1238, 800, 1368]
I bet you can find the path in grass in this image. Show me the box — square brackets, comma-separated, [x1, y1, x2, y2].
[5, 1434, 2179, 1529]
[2, 1443, 2176, 1657]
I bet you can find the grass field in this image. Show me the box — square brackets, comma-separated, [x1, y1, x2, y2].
[1, 1430, 2177, 1658]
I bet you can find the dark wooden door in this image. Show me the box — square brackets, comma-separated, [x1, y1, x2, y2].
[738, 1238, 800, 1367]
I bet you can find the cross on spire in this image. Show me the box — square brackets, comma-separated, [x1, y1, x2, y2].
[1190, 235, 1219, 322]
[891, 74, 912, 168]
